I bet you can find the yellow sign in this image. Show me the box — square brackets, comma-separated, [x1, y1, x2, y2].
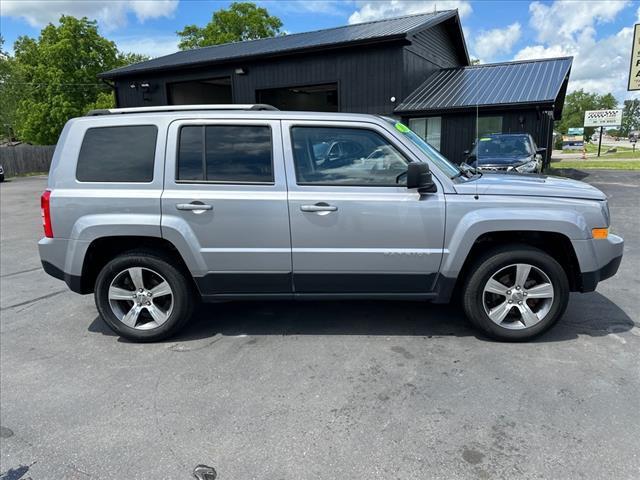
[629, 24, 640, 91]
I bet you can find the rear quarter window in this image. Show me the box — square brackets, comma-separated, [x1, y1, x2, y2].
[76, 125, 158, 182]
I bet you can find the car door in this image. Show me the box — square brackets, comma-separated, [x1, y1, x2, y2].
[281, 120, 446, 295]
[161, 118, 292, 296]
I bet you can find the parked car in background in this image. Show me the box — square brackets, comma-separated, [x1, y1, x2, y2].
[39, 105, 622, 343]
[464, 133, 545, 173]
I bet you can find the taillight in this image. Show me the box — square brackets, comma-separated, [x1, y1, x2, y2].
[41, 190, 53, 238]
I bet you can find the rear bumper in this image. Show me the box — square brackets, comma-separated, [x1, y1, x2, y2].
[39, 237, 86, 294]
[41, 260, 84, 294]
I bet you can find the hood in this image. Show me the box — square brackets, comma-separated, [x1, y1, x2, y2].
[454, 173, 607, 201]
[469, 155, 531, 167]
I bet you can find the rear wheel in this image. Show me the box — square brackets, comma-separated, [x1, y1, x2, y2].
[95, 251, 195, 342]
[462, 245, 569, 341]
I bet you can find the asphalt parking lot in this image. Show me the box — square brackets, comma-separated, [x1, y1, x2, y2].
[1, 171, 639, 480]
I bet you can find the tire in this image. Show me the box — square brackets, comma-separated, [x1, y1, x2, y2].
[462, 244, 569, 341]
[94, 250, 196, 342]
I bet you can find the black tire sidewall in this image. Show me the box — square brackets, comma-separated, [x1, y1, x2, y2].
[95, 253, 194, 342]
[463, 246, 569, 341]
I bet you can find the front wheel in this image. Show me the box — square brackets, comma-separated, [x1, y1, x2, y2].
[462, 245, 569, 341]
[95, 251, 196, 342]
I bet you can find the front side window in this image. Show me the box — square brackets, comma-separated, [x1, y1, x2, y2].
[76, 125, 157, 182]
[177, 125, 273, 183]
[291, 127, 409, 186]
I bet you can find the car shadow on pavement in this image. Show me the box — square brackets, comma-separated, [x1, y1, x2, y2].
[88, 292, 635, 344]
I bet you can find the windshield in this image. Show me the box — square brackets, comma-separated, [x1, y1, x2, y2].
[471, 135, 531, 157]
[382, 118, 462, 179]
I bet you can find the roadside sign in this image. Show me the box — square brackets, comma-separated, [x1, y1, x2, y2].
[584, 109, 623, 128]
[629, 24, 640, 91]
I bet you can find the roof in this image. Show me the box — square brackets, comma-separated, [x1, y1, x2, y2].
[395, 57, 573, 115]
[101, 10, 458, 78]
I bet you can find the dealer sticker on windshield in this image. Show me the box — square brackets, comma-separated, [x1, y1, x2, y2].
[395, 122, 410, 133]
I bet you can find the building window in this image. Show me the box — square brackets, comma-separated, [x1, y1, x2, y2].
[76, 125, 157, 182]
[477, 116, 503, 137]
[408, 117, 441, 151]
[290, 126, 408, 186]
[177, 125, 273, 183]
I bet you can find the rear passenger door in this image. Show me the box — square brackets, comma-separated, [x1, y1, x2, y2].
[161, 119, 292, 296]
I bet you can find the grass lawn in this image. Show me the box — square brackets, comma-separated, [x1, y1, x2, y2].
[550, 160, 640, 170]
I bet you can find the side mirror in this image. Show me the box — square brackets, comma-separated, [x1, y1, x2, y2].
[406, 163, 436, 193]
[536, 147, 546, 155]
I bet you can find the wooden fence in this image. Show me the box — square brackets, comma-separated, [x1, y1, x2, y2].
[0, 145, 56, 177]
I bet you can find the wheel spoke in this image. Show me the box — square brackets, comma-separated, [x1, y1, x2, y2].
[526, 282, 554, 299]
[485, 278, 509, 295]
[121, 304, 142, 328]
[150, 281, 172, 298]
[146, 304, 169, 326]
[518, 303, 540, 327]
[488, 300, 512, 324]
[515, 264, 531, 288]
[128, 267, 145, 290]
[109, 286, 134, 301]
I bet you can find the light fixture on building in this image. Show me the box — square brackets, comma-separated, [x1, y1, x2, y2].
[129, 83, 137, 89]
[235, 67, 247, 75]
[140, 82, 150, 89]
[390, 96, 396, 102]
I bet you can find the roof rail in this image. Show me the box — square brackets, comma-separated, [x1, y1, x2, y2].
[86, 104, 279, 116]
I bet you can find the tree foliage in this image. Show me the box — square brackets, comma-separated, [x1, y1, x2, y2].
[177, 2, 283, 50]
[620, 99, 640, 137]
[556, 89, 618, 138]
[3, 16, 149, 144]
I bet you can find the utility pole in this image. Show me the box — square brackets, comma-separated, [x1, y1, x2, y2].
[597, 126, 603, 157]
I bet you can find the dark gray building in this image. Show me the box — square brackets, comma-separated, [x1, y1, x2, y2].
[100, 10, 571, 164]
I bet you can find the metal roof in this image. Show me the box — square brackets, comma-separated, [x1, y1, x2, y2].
[395, 57, 573, 113]
[101, 11, 456, 78]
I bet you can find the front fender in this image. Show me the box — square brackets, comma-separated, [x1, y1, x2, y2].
[440, 205, 589, 277]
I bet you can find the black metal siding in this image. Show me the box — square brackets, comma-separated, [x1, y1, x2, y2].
[115, 44, 405, 115]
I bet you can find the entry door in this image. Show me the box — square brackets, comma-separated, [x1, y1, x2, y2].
[282, 121, 446, 294]
[162, 119, 292, 295]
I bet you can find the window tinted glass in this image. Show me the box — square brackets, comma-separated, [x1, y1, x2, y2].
[76, 126, 157, 182]
[177, 125, 273, 183]
[291, 127, 408, 186]
[205, 126, 272, 182]
[177, 126, 203, 181]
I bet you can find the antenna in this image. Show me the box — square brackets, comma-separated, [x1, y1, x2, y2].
[475, 102, 479, 200]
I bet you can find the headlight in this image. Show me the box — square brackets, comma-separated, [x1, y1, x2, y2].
[515, 160, 537, 173]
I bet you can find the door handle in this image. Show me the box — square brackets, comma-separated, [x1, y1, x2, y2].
[300, 203, 338, 213]
[176, 202, 213, 212]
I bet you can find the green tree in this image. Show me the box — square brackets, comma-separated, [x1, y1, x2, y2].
[556, 89, 618, 138]
[177, 2, 283, 50]
[0, 36, 24, 141]
[620, 99, 640, 137]
[11, 16, 122, 144]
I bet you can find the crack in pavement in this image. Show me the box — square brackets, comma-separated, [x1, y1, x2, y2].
[1, 290, 67, 311]
[0, 267, 43, 278]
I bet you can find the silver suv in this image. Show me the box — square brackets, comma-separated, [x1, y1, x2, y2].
[39, 105, 623, 342]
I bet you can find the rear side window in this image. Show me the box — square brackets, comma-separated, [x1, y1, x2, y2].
[177, 125, 273, 183]
[76, 125, 158, 182]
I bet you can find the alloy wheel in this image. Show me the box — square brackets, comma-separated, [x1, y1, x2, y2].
[482, 263, 555, 330]
[108, 267, 174, 330]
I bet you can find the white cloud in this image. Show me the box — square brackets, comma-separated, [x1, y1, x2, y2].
[114, 35, 179, 58]
[473, 23, 521, 61]
[528, 0, 629, 44]
[514, 1, 637, 102]
[348, 0, 472, 24]
[1, 0, 178, 30]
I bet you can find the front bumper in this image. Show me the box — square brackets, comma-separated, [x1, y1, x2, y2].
[576, 234, 624, 292]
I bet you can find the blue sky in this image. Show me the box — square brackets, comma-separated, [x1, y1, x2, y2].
[1, 1, 638, 102]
